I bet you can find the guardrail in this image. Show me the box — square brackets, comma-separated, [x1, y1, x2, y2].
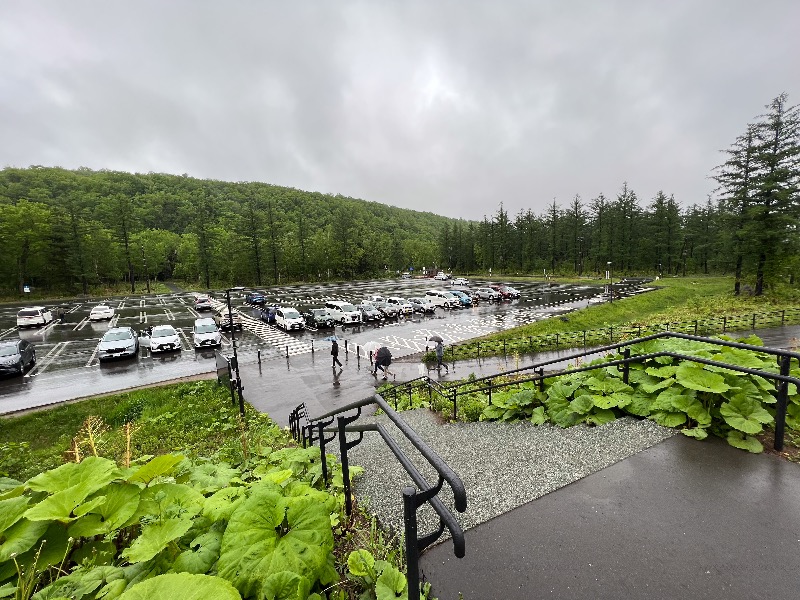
[391, 332, 800, 450]
[444, 307, 800, 361]
[289, 394, 467, 600]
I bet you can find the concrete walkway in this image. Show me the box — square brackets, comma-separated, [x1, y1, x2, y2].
[420, 434, 800, 600]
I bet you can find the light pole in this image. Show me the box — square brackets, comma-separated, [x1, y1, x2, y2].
[225, 286, 245, 417]
[607, 261, 613, 303]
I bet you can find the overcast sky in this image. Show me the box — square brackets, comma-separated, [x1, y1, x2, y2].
[1, 1, 798, 220]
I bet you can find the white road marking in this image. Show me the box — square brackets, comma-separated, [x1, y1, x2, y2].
[72, 318, 88, 331]
[67, 304, 82, 314]
[109, 314, 120, 327]
[139, 311, 147, 324]
[178, 328, 192, 350]
[29, 341, 70, 376]
[164, 308, 175, 320]
[86, 344, 100, 367]
[0, 326, 18, 340]
[117, 300, 125, 309]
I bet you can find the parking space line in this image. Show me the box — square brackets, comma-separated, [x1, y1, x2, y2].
[29, 341, 70, 377]
[0, 326, 18, 340]
[140, 299, 146, 307]
[117, 300, 125, 309]
[67, 304, 82, 314]
[72, 317, 88, 331]
[139, 311, 147, 324]
[86, 344, 99, 367]
[164, 308, 175, 320]
[158, 297, 167, 306]
[109, 314, 120, 327]
[177, 328, 192, 350]
[187, 307, 200, 318]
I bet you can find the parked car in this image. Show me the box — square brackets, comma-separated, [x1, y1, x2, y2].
[452, 277, 469, 285]
[192, 318, 222, 349]
[303, 308, 335, 329]
[148, 325, 182, 354]
[372, 300, 399, 318]
[401, 272, 412, 279]
[16, 306, 53, 328]
[408, 297, 436, 314]
[275, 307, 305, 331]
[357, 303, 383, 322]
[449, 290, 473, 307]
[365, 295, 386, 304]
[474, 287, 502, 301]
[97, 327, 139, 361]
[503, 285, 521, 298]
[386, 297, 414, 315]
[89, 304, 115, 321]
[245, 292, 266, 305]
[489, 284, 516, 300]
[259, 305, 279, 324]
[194, 295, 213, 311]
[425, 290, 459, 308]
[433, 272, 450, 281]
[214, 309, 243, 331]
[325, 301, 362, 325]
[0, 339, 36, 376]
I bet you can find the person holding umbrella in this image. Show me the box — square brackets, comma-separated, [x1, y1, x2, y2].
[372, 346, 394, 380]
[429, 335, 448, 373]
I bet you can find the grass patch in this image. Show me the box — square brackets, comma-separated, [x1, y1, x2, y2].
[0, 380, 286, 480]
[0, 281, 174, 305]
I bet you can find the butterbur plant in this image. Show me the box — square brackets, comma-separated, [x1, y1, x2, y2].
[0, 443, 373, 599]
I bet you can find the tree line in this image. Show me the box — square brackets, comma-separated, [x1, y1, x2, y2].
[440, 93, 799, 295]
[0, 168, 454, 295]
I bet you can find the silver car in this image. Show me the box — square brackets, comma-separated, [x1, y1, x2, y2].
[149, 325, 182, 354]
[193, 318, 222, 349]
[98, 327, 139, 361]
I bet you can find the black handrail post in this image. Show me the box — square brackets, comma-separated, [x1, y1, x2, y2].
[488, 378, 493, 405]
[583, 330, 586, 347]
[318, 422, 328, 484]
[723, 316, 727, 332]
[337, 416, 353, 515]
[403, 487, 421, 600]
[775, 355, 792, 451]
[782, 309, 785, 325]
[622, 348, 631, 384]
[452, 388, 458, 421]
[537, 368, 545, 392]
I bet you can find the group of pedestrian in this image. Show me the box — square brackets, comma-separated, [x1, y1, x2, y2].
[330, 338, 447, 383]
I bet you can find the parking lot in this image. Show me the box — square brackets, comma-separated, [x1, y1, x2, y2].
[0, 278, 625, 413]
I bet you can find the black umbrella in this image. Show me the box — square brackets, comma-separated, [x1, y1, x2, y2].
[428, 335, 444, 343]
[375, 347, 392, 361]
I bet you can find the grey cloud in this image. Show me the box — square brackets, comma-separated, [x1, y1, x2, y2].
[0, 0, 798, 220]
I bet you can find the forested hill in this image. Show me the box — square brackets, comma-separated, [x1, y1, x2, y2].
[0, 166, 458, 293]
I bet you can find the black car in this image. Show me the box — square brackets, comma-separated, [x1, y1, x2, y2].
[245, 292, 266, 305]
[302, 308, 335, 329]
[358, 303, 383, 322]
[0, 339, 36, 377]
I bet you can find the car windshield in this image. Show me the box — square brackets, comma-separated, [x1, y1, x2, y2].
[195, 323, 217, 333]
[17, 310, 40, 317]
[312, 309, 326, 317]
[102, 330, 131, 342]
[91, 306, 109, 313]
[196, 297, 209, 303]
[152, 327, 176, 338]
[284, 310, 301, 319]
[443, 292, 456, 298]
[0, 345, 19, 357]
[342, 304, 356, 312]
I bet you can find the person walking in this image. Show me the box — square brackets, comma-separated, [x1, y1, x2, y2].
[331, 339, 342, 368]
[435, 340, 449, 373]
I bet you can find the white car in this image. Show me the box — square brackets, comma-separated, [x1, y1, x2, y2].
[325, 301, 362, 325]
[365, 295, 385, 304]
[474, 287, 502, 301]
[149, 325, 182, 353]
[275, 307, 305, 331]
[89, 304, 115, 321]
[192, 318, 222, 349]
[16, 306, 53, 328]
[386, 297, 414, 315]
[433, 272, 450, 281]
[453, 277, 469, 286]
[424, 290, 460, 309]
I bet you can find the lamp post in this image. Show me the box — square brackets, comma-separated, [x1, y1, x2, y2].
[225, 286, 245, 417]
[577, 237, 584, 276]
[607, 261, 613, 303]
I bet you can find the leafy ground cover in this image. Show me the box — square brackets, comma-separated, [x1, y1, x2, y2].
[401, 336, 800, 456]
[0, 381, 426, 599]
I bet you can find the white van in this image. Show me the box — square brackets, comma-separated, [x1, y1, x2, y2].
[425, 290, 459, 309]
[325, 301, 362, 325]
[275, 307, 305, 331]
[17, 307, 53, 328]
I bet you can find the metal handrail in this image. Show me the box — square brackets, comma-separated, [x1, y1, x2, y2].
[291, 393, 467, 600]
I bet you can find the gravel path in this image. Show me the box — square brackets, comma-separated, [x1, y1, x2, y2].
[340, 410, 675, 542]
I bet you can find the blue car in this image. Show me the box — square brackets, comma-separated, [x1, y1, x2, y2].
[246, 292, 266, 305]
[259, 305, 278, 324]
[449, 290, 472, 307]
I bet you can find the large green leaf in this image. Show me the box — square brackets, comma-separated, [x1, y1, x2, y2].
[529, 406, 547, 425]
[675, 364, 729, 394]
[129, 483, 204, 523]
[645, 365, 679, 378]
[671, 396, 712, 426]
[183, 463, 239, 495]
[347, 549, 375, 578]
[69, 483, 141, 538]
[171, 522, 224, 574]
[650, 387, 692, 412]
[31, 565, 124, 600]
[27, 457, 120, 495]
[122, 518, 194, 563]
[0, 518, 49, 562]
[720, 395, 773, 434]
[127, 455, 185, 486]
[640, 377, 675, 394]
[569, 395, 594, 415]
[585, 377, 632, 395]
[217, 482, 334, 598]
[586, 409, 617, 426]
[624, 392, 654, 417]
[546, 380, 582, 402]
[202, 487, 247, 522]
[726, 431, 763, 453]
[0, 496, 30, 534]
[649, 411, 687, 428]
[681, 427, 709, 440]
[261, 571, 311, 600]
[375, 564, 408, 600]
[118, 573, 241, 600]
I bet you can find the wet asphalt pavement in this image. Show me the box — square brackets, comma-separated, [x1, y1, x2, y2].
[0, 278, 620, 413]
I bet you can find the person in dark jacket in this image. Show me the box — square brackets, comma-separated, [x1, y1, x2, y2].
[331, 339, 342, 367]
[436, 340, 449, 373]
